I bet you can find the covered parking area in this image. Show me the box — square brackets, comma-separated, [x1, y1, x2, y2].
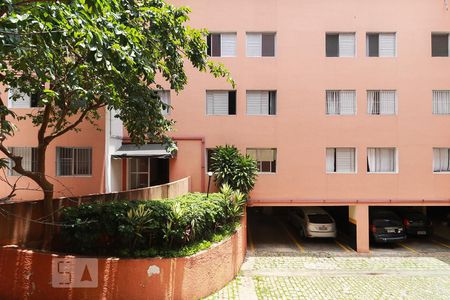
[247, 199, 450, 255]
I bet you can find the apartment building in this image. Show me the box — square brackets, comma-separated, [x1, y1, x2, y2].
[1, 0, 450, 251]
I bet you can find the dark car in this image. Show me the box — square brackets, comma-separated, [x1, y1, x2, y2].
[396, 208, 432, 236]
[369, 209, 407, 243]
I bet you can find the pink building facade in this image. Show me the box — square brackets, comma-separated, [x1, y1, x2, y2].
[1, 0, 450, 251]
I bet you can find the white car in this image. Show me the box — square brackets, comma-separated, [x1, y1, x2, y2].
[288, 207, 337, 238]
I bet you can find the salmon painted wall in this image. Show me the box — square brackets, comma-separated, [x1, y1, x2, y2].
[166, 0, 450, 202]
[0, 87, 106, 201]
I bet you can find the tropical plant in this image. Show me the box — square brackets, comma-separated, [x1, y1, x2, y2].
[126, 204, 155, 251]
[210, 145, 258, 194]
[58, 191, 244, 257]
[0, 0, 233, 248]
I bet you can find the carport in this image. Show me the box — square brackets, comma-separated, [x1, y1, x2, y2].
[246, 201, 357, 254]
[247, 199, 450, 254]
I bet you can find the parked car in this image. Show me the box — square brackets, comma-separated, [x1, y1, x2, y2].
[288, 207, 337, 238]
[369, 208, 406, 243]
[396, 208, 433, 236]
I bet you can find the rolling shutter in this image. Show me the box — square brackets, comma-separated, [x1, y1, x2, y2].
[339, 91, 356, 115]
[221, 33, 236, 57]
[247, 33, 262, 57]
[338, 33, 355, 57]
[379, 33, 396, 57]
[207, 91, 229, 115]
[247, 91, 269, 115]
[335, 148, 355, 173]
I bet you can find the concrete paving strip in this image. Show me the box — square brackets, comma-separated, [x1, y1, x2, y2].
[241, 269, 450, 277]
[237, 276, 258, 300]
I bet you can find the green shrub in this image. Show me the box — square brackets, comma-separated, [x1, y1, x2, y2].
[57, 189, 245, 257]
[210, 145, 258, 194]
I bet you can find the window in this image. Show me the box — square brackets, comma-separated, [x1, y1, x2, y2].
[8, 88, 39, 108]
[326, 148, 356, 173]
[8, 147, 38, 176]
[246, 33, 276, 57]
[247, 148, 277, 173]
[246, 91, 276, 115]
[367, 148, 396, 173]
[433, 90, 450, 115]
[56, 147, 92, 176]
[433, 148, 450, 172]
[128, 157, 150, 189]
[432, 33, 449, 57]
[206, 148, 215, 172]
[206, 91, 236, 115]
[366, 33, 396, 57]
[367, 90, 396, 115]
[326, 90, 356, 115]
[326, 33, 355, 57]
[207, 33, 237, 57]
[158, 90, 171, 115]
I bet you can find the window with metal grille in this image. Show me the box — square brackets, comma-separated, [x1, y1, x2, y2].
[326, 90, 356, 115]
[367, 90, 396, 115]
[367, 148, 397, 173]
[246, 148, 277, 173]
[433, 90, 450, 114]
[326, 33, 355, 57]
[207, 33, 237, 57]
[8, 147, 38, 176]
[326, 148, 356, 173]
[246, 91, 276, 115]
[433, 148, 450, 172]
[56, 147, 92, 176]
[366, 33, 396, 57]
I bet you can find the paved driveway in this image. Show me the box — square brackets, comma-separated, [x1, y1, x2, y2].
[205, 212, 450, 300]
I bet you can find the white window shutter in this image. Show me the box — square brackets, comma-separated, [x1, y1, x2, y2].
[380, 91, 396, 115]
[207, 91, 228, 115]
[379, 33, 396, 57]
[206, 92, 214, 115]
[339, 33, 355, 57]
[247, 33, 262, 57]
[335, 148, 355, 173]
[260, 92, 269, 115]
[247, 91, 262, 115]
[8, 88, 31, 108]
[221, 33, 236, 57]
[339, 91, 356, 115]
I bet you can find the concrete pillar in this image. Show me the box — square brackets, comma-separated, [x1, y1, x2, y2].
[349, 205, 370, 253]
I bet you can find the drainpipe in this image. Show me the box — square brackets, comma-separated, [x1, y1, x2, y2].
[172, 136, 206, 192]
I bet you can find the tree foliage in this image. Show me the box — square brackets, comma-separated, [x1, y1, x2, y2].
[210, 145, 258, 195]
[0, 0, 233, 246]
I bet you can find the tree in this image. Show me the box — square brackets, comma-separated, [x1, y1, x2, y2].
[210, 145, 258, 195]
[0, 0, 233, 248]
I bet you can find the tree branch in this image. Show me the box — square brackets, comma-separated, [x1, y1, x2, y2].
[46, 103, 105, 142]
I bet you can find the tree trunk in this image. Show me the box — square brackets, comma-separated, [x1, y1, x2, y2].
[41, 181, 54, 250]
[37, 142, 55, 250]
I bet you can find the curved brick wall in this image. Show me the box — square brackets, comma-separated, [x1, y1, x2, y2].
[0, 217, 246, 300]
